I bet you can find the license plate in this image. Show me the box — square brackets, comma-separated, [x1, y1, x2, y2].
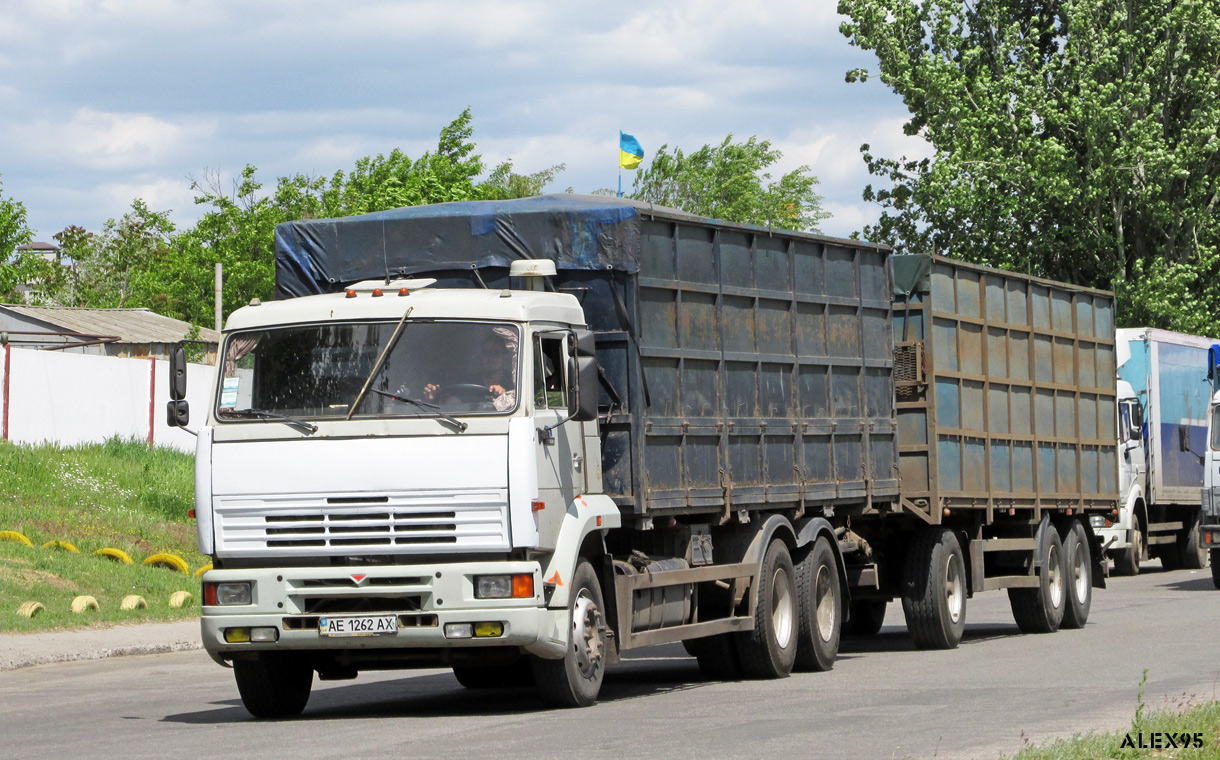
[318, 614, 399, 637]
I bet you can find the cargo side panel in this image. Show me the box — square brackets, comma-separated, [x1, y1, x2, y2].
[1147, 332, 1214, 505]
[630, 219, 899, 518]
[895, 255, 1119, 516]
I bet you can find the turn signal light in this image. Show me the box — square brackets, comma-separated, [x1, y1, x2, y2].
[511, 574, 534, 599]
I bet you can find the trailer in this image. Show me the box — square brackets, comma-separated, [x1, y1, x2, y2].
[175, 195, 1117, 716]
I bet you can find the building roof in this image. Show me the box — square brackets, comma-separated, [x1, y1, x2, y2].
[16, 242, 59, 252]
[0, 305, 220, 344]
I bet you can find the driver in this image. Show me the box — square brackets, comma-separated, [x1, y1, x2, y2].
[424, 330, 517, 412]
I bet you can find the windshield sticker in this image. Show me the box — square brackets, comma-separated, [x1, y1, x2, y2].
[220, 377, 240, 407]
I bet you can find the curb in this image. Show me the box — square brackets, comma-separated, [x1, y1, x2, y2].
[0, 620, 203, 672]
[0, 640, 204, 672]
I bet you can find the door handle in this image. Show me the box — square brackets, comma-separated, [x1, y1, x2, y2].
[572, 454, 583, 471]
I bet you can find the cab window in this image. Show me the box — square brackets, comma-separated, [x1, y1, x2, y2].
[533, 334, 567, 410]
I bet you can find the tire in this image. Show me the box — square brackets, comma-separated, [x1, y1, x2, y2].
[1159, 544, 1183, 571]
[901, 527, 967, 650]
[1177, 513, 1207, 570]
[1059, 520, 1092, 629]
[1211, 548, 1220, 589]
[687, 633, 743, 680]
[845, 599, 888, 637]
[531, 560, 607, 708]
[1009, 524, 1066, 634]
[233, 654, 313, 719]
[793, 536, 841, 672]
[734, 539, 798, 678]
[1114, 521, 1142, 576]
[453, 658, 533, 689]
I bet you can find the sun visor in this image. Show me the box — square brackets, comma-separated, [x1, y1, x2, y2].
[274, 194, 643, 298]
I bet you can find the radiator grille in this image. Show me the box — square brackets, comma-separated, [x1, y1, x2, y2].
[214, 490, 509, 555]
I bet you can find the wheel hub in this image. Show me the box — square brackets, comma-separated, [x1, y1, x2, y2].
[814, 564, 836, 642]
[771, 565, 795, 649]
[945, 556, 963, 623]
[572, 592, 603, 678]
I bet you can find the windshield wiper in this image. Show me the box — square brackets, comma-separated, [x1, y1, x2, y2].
[220, 408, 319, 435]
[347, 306, 414, 420]
[370, 389, 468, 433]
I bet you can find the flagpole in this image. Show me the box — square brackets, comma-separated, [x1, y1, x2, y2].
[617, 130, 623, 197]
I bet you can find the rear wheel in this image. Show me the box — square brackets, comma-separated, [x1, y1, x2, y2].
[901, 527, 967, 650]
[688, 633, 742, 680]
[233, 653, 313, 719]
[794, 536, 841, 672]
[845, 599, 888, 637]
[1009, 525, 1066, 634]
[1060, 520, 1092, 629]
[1114, 521, 1142, 576]
[734, 539, 798, 678]
[531, 560, 606, 708]
[1178, 513, 1207, 570]
[1211, 548, 1220, 589]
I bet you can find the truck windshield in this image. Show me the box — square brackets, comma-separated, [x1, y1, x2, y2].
[216, 321, 520, 421]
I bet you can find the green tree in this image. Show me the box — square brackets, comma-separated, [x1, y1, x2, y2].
[0, 177, 44, 303]
[839, 0, 1220, 333]
[629, 135, 830, 232]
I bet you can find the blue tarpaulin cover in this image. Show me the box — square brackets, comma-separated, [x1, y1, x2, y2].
[274, 194, 645, 298]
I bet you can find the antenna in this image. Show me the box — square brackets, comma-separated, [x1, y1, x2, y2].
[381, 221, 391, 285]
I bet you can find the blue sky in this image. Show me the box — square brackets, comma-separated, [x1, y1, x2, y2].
[0, 0, 930, 242]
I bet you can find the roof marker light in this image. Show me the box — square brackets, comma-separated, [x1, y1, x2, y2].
[372, 288, 383, 297]
[398, 288, 409, 296]
[345, 289, 356, 298]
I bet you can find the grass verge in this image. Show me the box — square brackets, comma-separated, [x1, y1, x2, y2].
[0, 437, 205, 632]
[1007, 674, 1220, 758]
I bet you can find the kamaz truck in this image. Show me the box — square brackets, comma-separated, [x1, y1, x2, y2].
[1101, 329, 1214, 574]
[169, 196, 1115, 717]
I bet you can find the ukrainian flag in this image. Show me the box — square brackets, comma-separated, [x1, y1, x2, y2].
[619, 132, 644, 170]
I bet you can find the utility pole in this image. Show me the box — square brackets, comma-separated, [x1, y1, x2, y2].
[214, 263, 223, 332]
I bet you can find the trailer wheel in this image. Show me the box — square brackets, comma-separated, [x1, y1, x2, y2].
[453, 658, 533, 689]
[1211, 549, 1220, 589]
[734, 539, 798, 678]
[531, 560, 606, 707]
[794, 536, 841, 672]
[1114, 521, 1142, 576]
[845, 599, 888, 637]
[1009, 527, 1066, 634]
[233, 653, 313, 719]
[901, 527, 967, 649]
[1060, 520, 1092, 629]
[1176, 513, 1207, 570]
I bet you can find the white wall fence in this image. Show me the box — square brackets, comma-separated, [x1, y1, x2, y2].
[1, 346, 214, 452]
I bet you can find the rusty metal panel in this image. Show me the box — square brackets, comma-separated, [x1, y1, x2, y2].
[624, 216, 898, 517]
[893, 254, 1119, 515]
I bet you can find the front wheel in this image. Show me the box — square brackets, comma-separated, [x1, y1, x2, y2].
[793, 536, 841, 672]
[901, 527, 967, 649]
[1114, 522, 1142, 576]
[531, 560, 607, 707]
[233, 654, 313, 719]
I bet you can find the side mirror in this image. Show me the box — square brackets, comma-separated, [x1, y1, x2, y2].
[169, 344, 187, 401]
[1179, 425, 1191, 453]
[166, 399, 190, 428]
[568, 355, 599, 422]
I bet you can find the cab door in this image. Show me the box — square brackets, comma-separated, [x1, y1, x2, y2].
[533, 332, 589, 512]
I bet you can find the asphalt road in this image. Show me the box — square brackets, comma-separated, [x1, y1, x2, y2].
[1, 564, 1217, 760]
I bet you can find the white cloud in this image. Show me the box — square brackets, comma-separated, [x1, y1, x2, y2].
[11, 108, 218, 171]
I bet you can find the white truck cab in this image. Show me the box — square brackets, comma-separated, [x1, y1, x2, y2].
[1095, 380, 1145, 573]
[174, 270, 621, 714]
[1201, 389, 1220, 586]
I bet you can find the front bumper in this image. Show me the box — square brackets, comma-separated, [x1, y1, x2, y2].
[200, 561, 569, 661]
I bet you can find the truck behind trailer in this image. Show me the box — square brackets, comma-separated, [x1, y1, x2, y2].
[170, 196, 1115, 717]
[1103, 329, 1214, 575]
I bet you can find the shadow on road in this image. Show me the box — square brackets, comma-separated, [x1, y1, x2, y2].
[840, 623, 1022, 654]
[161, 648, 715, 724]
[1157, 575, 1217, 592]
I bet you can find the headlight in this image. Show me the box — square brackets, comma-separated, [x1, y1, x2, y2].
[204, 581, 253, 606]
[1089, 515, 1106, 529]
[474, 574, 534, 599]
